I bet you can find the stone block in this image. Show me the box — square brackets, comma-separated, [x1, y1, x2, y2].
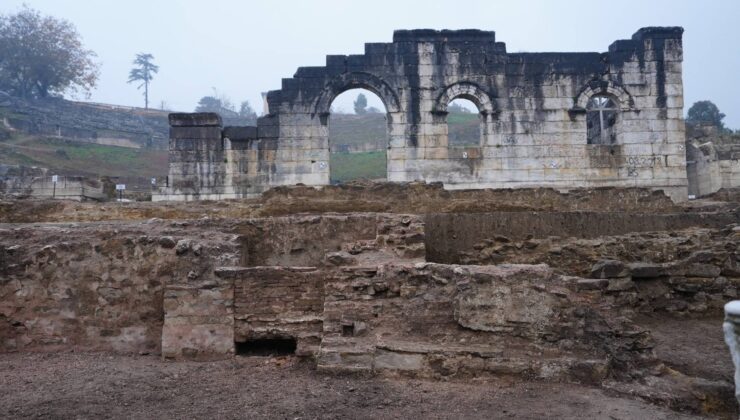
[576, 278, 609, 291]
[223, 126, 258, 140]
[374, 349, 424, 371]
[606, 277, 636, 292]
[170, 126, 222, 140]
[590, 260, 631, 279]
[169, 112, 222, 127]
[629, 262, 664, 279]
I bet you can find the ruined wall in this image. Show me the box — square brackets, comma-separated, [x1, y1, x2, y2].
[228, 266, 324, 357]
[3, 207, 738, 383]
[458, 225, 740, 315]
[156, 27, 688, 202]
[0, 222, 241, 354]
[686, 141, 723, 197]
[316, 263, 653, 380]
[717, 143, 740, 190]
[0, 166, 106, 201]
[425, 210, 740, 263]
[685, 127, 740, 197]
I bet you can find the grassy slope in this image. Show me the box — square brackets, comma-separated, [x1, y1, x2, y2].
[329, 151, 386, 183]
[0, 134, 168, 178]
[446, 113, 480, 146]
[329, 113, 388, 147]
[329, 112, 480, 147]
[0, 113, 479, 184]
[328, 112, 479, 182]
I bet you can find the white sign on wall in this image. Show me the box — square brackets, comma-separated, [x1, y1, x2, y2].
[51, 175, 58, 183]
[115, 184, 126, 191]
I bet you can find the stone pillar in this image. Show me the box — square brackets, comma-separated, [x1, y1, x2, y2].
[161, 274, 235, 360]
[156, 112, 226, 201]
[723, 300, 740, 408]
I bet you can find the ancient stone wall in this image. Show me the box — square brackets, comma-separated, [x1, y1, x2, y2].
[685, 126, 740, 197]
[156, 27, 688, 202]
[316, 263, 652, 380]
[0, 222, 241, 354]
[3, 207, 737, 382]
[457, 225, 740, 315]
[425, 210, 740, 263]
[0, 166, 106, 201]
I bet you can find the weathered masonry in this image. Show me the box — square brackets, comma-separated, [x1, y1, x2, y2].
[154, 27, 687, 201]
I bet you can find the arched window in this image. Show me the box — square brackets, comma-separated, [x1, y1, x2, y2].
[586, 95, 619, 145]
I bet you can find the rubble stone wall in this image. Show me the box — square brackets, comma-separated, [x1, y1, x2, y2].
[0, 222, 241, 355]
[686, 139, 740, 197]
[453, 224, 740, 315]
[156, 27, 688, 202]
[425, 210, 740, 263]
[317, 263, 652, 380]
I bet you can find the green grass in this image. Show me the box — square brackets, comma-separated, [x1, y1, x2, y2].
[329, 112, 480, 149]
[329, 113, 387, 147]
[447, 113, 480, 146]
[326, 112, 480, 183]
[330, 151, 386, 184]
[0, 134, 168, 178]
[446, 112, 478, 125]
[0, 111, 481, 183]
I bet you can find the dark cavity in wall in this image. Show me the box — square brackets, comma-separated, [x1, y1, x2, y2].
[235, 338, 297, 356]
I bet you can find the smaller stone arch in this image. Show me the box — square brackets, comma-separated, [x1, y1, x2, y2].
[433, 82, 496, 115]
[314, 72, 401, 117]
[574, 81, 635, 111]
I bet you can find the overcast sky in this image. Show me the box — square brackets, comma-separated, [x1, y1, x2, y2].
[2, 0, 739, 128]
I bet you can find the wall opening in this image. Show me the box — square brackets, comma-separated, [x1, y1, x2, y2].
[328, 88, 389, 184]
[587, 95, 619, 145]
[447, 98, 481, 147]
[235, 338, 297, 356]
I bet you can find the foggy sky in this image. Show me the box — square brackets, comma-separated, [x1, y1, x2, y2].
[2, 0, 739, 128]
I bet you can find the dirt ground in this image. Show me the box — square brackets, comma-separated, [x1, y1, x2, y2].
[636, 315, 732, 383]
[1, 187, 738, 419]
[2, 315, 732, 419]
[0, 352, 707, 420]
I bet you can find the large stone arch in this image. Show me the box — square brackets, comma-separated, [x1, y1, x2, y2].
[433, 82, 496, 115]
[574, 80, 635, 111]
[313, 72, 402, 118]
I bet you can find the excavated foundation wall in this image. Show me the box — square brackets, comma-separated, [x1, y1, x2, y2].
[0, 214, 422, 357]
[1, 206, 738, 381]
[0, 222, 240, 353]
[425, 210, 740, 263]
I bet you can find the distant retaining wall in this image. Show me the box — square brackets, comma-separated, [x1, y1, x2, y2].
[0, 94, 169, 149]
[0, 171, 105, 201]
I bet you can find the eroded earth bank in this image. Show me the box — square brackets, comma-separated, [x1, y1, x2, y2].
[1, 183, 739, 418]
